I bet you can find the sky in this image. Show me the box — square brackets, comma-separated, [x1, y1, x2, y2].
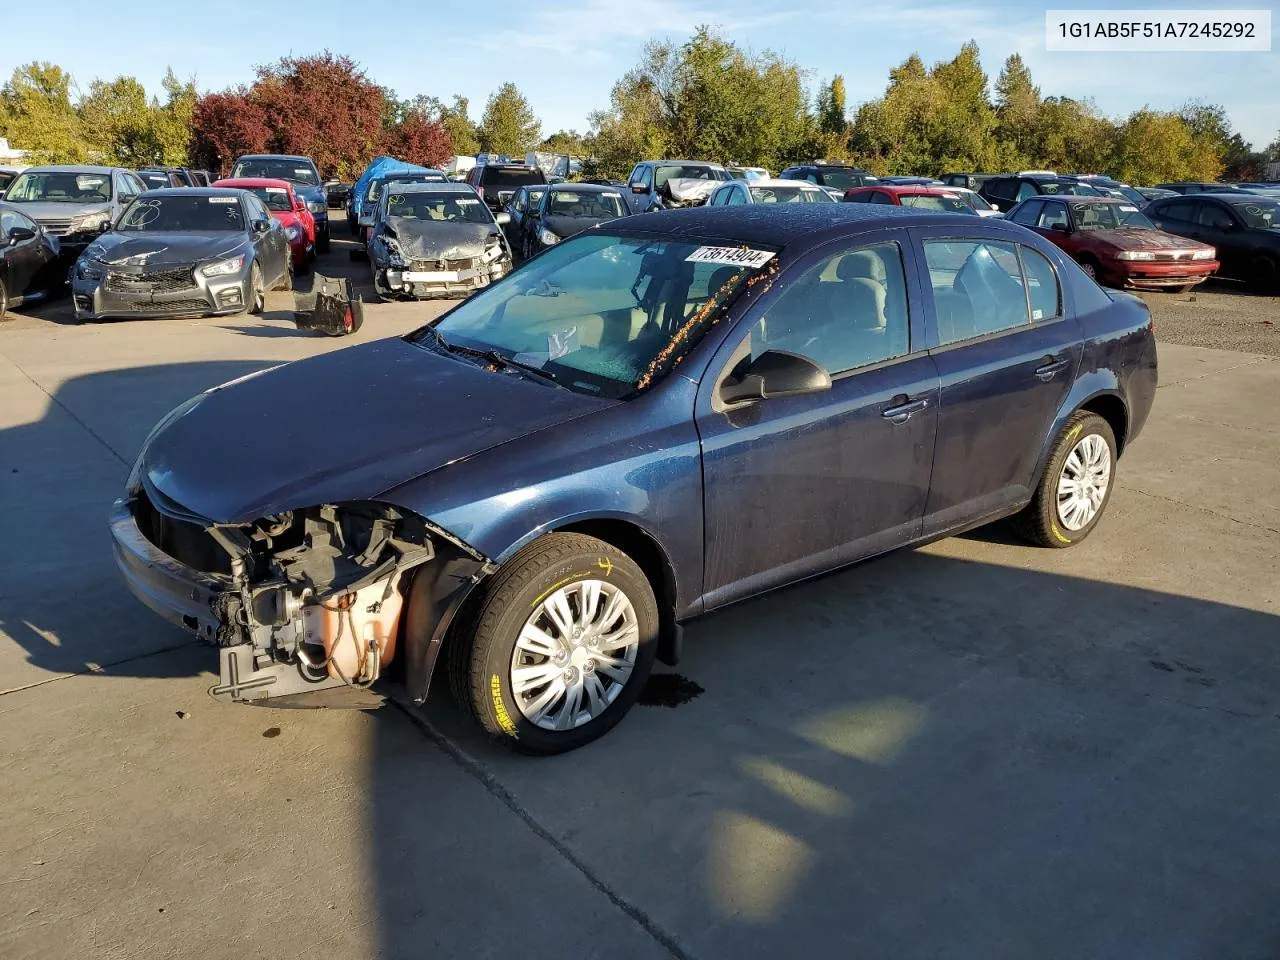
[4, 0, 1277, 150]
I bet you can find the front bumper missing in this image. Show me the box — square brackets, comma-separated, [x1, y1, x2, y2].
[110, 495, 491, 706]
[378, 259, 509, 300]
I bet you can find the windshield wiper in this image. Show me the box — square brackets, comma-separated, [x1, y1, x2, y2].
[447, 341, 564, 388]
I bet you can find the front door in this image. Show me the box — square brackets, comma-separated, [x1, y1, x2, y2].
[695, 235, 939, 610]
[908, 229, 1082, 534]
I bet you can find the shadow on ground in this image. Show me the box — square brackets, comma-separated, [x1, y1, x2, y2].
[3, 356, 1280, 958]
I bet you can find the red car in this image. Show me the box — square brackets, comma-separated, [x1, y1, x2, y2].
[842, 184, 978, 214]
[211, 177, 315, 270]
[1007, 195, 1218, 291]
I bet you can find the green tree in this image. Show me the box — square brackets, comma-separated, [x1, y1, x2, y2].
[1111, 109, 1221, 184]
[1, 62, 87, 163]
[79, 76, 157, 166]
[479, 83, 540, 154]
[441, 96, 479, 155]
[540, 130, 586, 154]
[993, 53, 1040, 167]
[817, 75, 847, 136]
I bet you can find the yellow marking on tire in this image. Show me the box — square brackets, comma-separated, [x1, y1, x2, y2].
[491, 674, 518, 737]
[1051, 524, 1071, 545]
[597, 557, 614, 577]
[1065, 422, 1083, 444]
[531, 574, 581, 608]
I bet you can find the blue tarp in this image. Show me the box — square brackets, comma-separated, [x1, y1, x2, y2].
[349, 156, 437, 217]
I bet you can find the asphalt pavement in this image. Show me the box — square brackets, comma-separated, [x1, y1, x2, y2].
[1, 233, 1278, 959]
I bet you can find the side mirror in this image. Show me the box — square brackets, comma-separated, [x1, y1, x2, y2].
[631, 183, 646, 194]
[720, 350, 832, 405]
[294, 199, 307, 212]
[494, 211, 511, 225]
[1050, 222, 1070, 233]
[7, 226, 36, 245]
[253, 219, 270, 234]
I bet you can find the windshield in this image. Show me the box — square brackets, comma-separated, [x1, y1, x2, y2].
[231, 159, 320, 186]
[386, 191, 492, 224]
[421, 234, 761, 397]
[900, 193, 971, 213]
[545, 190, 626, 218]
[139, 173, 171, 190]
[815, 170, 867, 190]
[958, 191, 995, 211]
[748, 185, 833, 203]
[1118, 187, 1147, 205]
[118, 195, 245, 232]
[1230, 199, 1280, 229]
[654, 165, 728, 188]
[244, 185, 293, 212]
[481, 168, 545, 190]
[1070, 202, 1154, 230]
[6, 171, 113, 203]
[368, 173, 445, 202]
[1037, 181, 1099, 196]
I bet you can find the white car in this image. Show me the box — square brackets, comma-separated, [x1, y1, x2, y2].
[706, 178, 836, 206]
[946, 186, 1003, 217]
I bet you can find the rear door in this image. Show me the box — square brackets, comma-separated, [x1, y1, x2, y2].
[0, 206, 47, 299]
[1189, 199, 1251, 277]
[695, 233, 940, 609]
[908, 227, 1081, 534]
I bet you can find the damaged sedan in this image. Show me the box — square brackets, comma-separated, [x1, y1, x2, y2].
[112, 205, 1156, 754]
[367, 182, 511, 300]
[72, 188, 292, 321]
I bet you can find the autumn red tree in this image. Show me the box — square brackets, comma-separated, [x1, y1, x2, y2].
[249, 52, 386, 178]
[191, 90, 270, 175]
[381, 114, 453, 168]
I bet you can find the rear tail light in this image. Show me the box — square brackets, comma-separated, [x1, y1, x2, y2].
[475, 185, 484, 201]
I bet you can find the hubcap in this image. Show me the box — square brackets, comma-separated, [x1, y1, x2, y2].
[1056, 433, 1111, 531]
[510, 578, 639, 731]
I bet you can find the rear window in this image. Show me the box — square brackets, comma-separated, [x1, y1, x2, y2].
[481, 167, 546, 190]
[815, 169, 869, 190]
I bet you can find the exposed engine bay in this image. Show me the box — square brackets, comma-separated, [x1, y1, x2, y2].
[124, 485, 492, 705]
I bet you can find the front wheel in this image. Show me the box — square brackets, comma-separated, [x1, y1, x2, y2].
[1076, 257, 1098, 282]
[248, 261, 265, 314]
[1014, 412, 1117, 548]
[0, 277, 8, 319]
[448, 533, 658, 754]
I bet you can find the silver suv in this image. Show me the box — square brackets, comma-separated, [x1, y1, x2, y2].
[2, 165, 146, 256]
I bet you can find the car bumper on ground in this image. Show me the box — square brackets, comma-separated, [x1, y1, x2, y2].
[1111, 259, 1219, 290]
[376, 258, 511, 299]
[72, 267, 252, 320]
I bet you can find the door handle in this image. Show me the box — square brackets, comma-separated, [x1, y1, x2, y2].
[1035, 357, 1069, 381]
[881, 395, 929, 422]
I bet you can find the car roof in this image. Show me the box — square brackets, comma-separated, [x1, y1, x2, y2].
[732, 178, 826, 189]
[853, 184, 957, 195]
[386, 181, 476, 194]
[544, 182, 623, 194]
[235, 154, 313, 162]
[137, 187, 247, 198]
[646, 159, 726, 167]
[372, 170, 445, 181]
[606, 204, 1016, 249]
[212, 177, 294, 189]
[16, 164, 124, 175]
[1035, 196, 1123, 204]
[1191, 192, 1274, 202]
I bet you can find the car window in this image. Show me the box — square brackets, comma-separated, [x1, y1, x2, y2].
[740, 241, 910, 376]
[1009, 199, 1043, 225]
[844, 191, 868, 203]
[243, 193, 270, 222]
[924, 239, 1032, 345]
[1015, 181, 1039, 201]
[1157, 200, 1197, 222]
[726, 186, 747, 206]
[631, 166, 652, 191]
[1037, 202, 1070, 230]
[984, 179, 1013, 200]
[869, 191, 894, 205]
[803, 172, 819, 184]
[512, 188, 526, 214]
[1194, 202, 1235, 230]
[1019, 246, 1061, 321]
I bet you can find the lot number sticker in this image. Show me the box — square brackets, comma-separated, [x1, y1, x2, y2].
[686, 246, 775, 268]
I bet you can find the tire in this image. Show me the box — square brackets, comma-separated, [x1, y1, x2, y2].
[248, 261, 265, 314]
[317, 226, 330, 254]
[0, 277, 8, 320]
[1251, 254, 1279, 291]
[447, 532, 659, 754]
[1014, 411, 1118, 549]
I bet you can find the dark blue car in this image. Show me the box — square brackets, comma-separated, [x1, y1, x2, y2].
[110, 205, 1157, 754]
[230, 154, 330, 253]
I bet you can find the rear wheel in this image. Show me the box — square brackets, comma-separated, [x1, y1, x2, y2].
[1014, 411, 1117, 548]
[0, 277, 8, 319]
[248, 261, 265, 314]
[448, 533, 658, 754]
[1076, 256, 1100, 282]
[1251, 254, 1278, 291]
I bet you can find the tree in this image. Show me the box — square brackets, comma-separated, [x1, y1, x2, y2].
[250, 52, 387, 178]
[1111, 109, 1221, 184]
[1180, 100, 1256, 178]
[479, 83, 540, 155]
[540, 130, 586, 154]
[79, 76, 158, 166]
[441, 96, 479, 156]
[817, 76, 847, 136]
[191, 90, 270, 175]
[1, 62, 87, 163]
[381, 113, 452, 167]
[993, 53, 1040, 167]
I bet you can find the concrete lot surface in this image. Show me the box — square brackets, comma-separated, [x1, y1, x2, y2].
[1, 241, 1278, 959]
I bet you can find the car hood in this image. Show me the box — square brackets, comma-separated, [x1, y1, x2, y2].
[138, 336, 613, 524]
[83, 231, 246, 265]
[291, 183, 325, 207]
[1094, 228, 1213, 251]
[9, 200, 111, 222]
[386, 219, 499, 260]
[544, 214, 612, 239]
